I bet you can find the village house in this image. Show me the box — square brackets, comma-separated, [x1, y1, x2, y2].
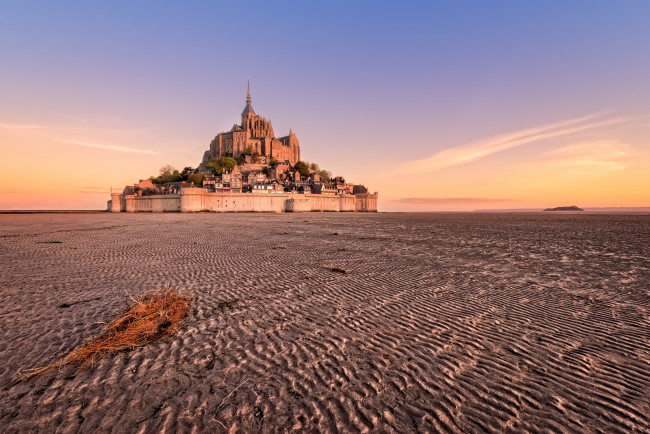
[202, 176, 223, 192]
[252, 183, 275, 193]
[311, 183, 337, 195]
[245, 172, 267, 184]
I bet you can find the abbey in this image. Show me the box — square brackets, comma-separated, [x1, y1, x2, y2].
[108, 82, 378, 213]
[200, 82, 300, 167]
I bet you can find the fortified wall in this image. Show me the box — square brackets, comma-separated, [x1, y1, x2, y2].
[108, 189, 378, 213]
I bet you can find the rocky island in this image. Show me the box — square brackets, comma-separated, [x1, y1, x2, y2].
[544, 205, 584, 212]
[108, 82, 377, 213]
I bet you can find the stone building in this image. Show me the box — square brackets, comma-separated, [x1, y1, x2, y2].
[200, 82, 300, 168]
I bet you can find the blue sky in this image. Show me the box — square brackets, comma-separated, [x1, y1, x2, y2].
[1, 1, 649, 209]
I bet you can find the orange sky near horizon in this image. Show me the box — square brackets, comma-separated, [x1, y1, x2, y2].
[1, 112, 648, 212]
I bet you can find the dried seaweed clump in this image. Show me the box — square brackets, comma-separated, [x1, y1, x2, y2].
[20, 290, 190, 381]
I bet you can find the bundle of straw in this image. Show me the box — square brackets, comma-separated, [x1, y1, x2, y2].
[20, 290, 190, 381]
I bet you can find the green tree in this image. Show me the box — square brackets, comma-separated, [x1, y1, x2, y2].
[180, 166, 194, 181]
[219, 157, 237, 171]
[206, 159, 222, 175]
[251, 151, 260, 163]
[294, 161, 310, 178]
[318, 170, 331, 182]
[151, 167, 182, 184]
[187, 172, 205, 187]
[245, 145, 254, 155]
[159, 165, 175, 177]
[170, 170, 182, 182]
[310, 162, 319, 171]
[207, 157, 237, 175]
[236, 155, 246, 165]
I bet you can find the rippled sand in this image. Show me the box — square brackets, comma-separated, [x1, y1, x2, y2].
[1, 213, 649, 433]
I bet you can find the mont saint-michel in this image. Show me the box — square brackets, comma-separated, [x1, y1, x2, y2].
[108, 83, 377, 213]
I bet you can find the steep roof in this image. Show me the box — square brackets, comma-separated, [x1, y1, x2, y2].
[241, 102, 255, 116]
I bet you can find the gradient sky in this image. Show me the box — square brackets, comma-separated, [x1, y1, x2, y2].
[1, 1, 649, 211]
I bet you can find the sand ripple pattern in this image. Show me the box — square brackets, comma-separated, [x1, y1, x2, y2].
[1, 213, 649, 432]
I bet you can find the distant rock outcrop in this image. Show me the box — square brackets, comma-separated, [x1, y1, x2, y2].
[544, 205, 584, 212]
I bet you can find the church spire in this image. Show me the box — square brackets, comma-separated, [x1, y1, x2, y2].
[241, 77, 255, 117]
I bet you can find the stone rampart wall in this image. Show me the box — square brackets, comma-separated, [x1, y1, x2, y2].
[285, 198, 311, 212]
[354, 193, 378, 212]
[133, 195, 181, 212]
[204, 192, 287, 212]
[302, 195, 340, 212]
[112, 189, 377, 213]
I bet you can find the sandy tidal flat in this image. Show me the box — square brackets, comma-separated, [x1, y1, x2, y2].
[0, 212, 649, 433]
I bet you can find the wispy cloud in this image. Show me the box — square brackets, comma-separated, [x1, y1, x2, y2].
[75, 187, 110, 194]
[535, 140, 637, 176]
[402, 112, 638, 173]
[0, 122, 50, 131]
[0, 120, 145, 135]
[61, 140, 159, 154]
[394, 197, 516, 205]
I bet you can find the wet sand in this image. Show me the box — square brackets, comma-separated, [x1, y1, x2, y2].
[1, 212, 649, 433]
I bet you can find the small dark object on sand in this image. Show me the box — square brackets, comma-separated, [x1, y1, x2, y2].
[216, 299, 240, 311]
[254, 407, 264, 419]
